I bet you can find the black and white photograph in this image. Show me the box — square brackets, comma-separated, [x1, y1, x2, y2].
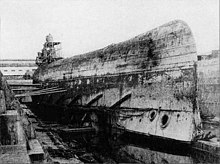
[0, 0, 219, 163]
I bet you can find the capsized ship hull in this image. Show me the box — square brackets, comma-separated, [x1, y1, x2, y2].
[33, 20, 200, 142]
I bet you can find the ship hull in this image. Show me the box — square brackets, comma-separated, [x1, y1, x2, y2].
[33, 20, 199, 142]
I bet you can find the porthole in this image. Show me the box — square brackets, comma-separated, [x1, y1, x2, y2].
[148, 110, 157, 121]
[160, 114, 170, 129]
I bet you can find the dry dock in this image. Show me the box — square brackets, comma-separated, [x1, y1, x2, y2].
[0, 24, 220, 163]
[0, 56, 220, 163]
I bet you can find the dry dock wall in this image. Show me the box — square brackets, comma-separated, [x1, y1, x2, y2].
[0, 71, 31, 163]
[197, 50, 220, 118]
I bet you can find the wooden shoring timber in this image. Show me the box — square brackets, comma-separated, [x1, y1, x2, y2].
[30, 89, 67, 95]
[21, 86, 60, 94]
[12, 87, 40, 91]
[110, 92, 132, 109]
[9, 83, 42, 87]
[22, 89, 67, 96]
[67, 95, 82, 107]
[35, 88, 65, 93]
[86, 93, 103, 106]
[36, 126, 96, 134]
[15, 89, 67, 97]
[59, 127, 96, 133]
[15, 87, 64, 97]
[28, 87, 61, 93]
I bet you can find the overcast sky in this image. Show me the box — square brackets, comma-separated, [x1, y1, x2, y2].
[0, 0, 219, 59]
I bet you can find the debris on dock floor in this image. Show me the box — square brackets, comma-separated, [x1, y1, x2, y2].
[24, 108, 84, 163]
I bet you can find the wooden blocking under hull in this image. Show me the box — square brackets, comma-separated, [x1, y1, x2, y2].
[86, 93, 103, 106]
[28, 139, 44, 162]
[110, 92, 132, 109]
[117, 109, 195, 142]
[68, 95, 82, 107]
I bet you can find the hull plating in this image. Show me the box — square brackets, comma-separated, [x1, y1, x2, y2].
[33, 20, 199, 142]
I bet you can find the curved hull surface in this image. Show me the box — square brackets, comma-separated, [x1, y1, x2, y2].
[33, 20, 199, 142]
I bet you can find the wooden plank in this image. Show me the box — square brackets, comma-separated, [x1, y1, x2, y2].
[25, 87, 64, 94]
[22, 87, 61, 94]
[15, 90, 67, 97]
[14, 87, 65, 97]
[28, 139, 45, 161]
[28, 139, 44, 155]
[110, 92, 132, 109]
[59, 127, 96, 133]
[86, 93, 103, 106]
[9, 84, 41, 87]
[12, 88, 40, 91]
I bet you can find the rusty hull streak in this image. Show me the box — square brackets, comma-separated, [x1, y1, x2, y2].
[33, 20, 199, 142]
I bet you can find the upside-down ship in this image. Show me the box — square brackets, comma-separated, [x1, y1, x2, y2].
[33, 20, 202, 143]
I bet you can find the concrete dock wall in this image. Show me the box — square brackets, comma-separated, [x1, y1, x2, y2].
[0, 71, 31, 163]
[197, 50, 220, 118]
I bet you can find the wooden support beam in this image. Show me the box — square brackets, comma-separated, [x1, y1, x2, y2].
[9, 84, 41, 87]
[25, 87, 62, 94]
[86, 93, 103, 106]
[35, 126, 96, 134]
[28, 139, 45, 161]
[35, 88, 64, 92]
[37, 86, 59, 91]
[17, 87, 59, 95]
[59, 127, 96, 133]
[110, 92, 132, 109]
[15, 89, 67, 97]
[30, 90, 67, 96]
[67, 95, 82, 107]
[12, 88, 40, 91]
[14, 87, 65, 97]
